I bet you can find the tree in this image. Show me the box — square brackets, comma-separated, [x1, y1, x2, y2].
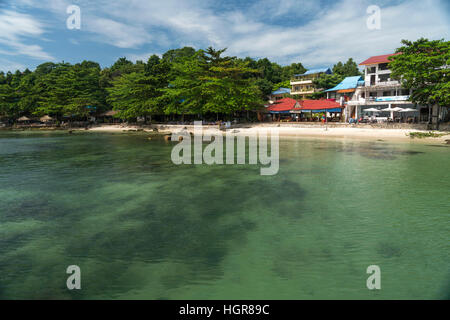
[389, 38, 450, 116]
[162, 47, 196, 63]
[333, 58, 362, 77]
[107, 55, 170, 120]
[164, 47, 263, 117]
[313, 74, 344, 91]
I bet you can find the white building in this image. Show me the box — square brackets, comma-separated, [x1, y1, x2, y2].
[346, 53, 427, 123]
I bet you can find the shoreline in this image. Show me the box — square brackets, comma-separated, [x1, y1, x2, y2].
[82, 124, 450, 144]
[2, 124, 450, 144]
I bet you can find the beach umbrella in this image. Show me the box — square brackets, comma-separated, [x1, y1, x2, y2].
[364, 108, 380, 112]
[392, 107, 404, 112]
[399, 108, 418, 112]
[380, 107, 395, 111]
[40, 115, 53, 122]
[17, 116, 30, 121]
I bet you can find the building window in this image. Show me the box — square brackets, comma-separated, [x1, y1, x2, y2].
[379, 74, 390, 82]
[379, 63, 389, 70]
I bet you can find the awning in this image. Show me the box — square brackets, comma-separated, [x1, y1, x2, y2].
[291, 108, 342, 113]
[337, 89, 355, 93]
[269, 110, 292, 114]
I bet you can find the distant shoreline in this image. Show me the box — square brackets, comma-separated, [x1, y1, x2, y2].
[2, 123, 450, 144]
[81, 123, 450, 143]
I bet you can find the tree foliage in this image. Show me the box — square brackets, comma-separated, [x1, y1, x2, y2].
[389, 38, 450, 107]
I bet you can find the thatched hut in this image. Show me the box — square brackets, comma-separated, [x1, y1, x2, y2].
[17, 116, 31, 122]
[100, 110, 120, 123]
[40, 115, 53, 122]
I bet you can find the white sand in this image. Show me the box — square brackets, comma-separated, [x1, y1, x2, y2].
[81, 124, 450, 143]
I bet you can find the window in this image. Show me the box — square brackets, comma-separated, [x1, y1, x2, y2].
[379, 74, 390, 82]
[379, 63, 389, 70]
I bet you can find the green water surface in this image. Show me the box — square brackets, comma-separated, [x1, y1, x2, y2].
[0, 131, 448, 299]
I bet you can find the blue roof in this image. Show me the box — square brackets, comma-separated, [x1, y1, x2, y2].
[324, 76, 364, 92]
[295, 68, 332, 77]
[271, 87, 291, 95]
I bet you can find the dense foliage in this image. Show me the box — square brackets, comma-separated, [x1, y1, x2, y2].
[0, 46, 308, 120]
[313, 58, 362, 91]
[389, 38, 450, 107]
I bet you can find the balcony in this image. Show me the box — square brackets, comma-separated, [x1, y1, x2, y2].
[347, 95, 411, 106]
[291, 89, 315, 95]
[290, 79, 313, 85]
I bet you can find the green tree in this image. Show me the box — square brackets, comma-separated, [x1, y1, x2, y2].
[165, 47, 263, 117]
[333, 58, 362, 77]
[162, 47, 196, 63]
[107, 55, 170, 120]
[389, 38, 450, 113]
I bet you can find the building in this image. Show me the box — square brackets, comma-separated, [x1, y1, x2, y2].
[324, 76, 364, 104]
[266, 98, 300, 121]
[290, 68, 332, 99]
[265, 98, 343, 122]
[269, 87, 291, 102]
[345, 53, 425, 122]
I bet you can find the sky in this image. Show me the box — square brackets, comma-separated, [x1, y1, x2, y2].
[0, 0, 448, 72]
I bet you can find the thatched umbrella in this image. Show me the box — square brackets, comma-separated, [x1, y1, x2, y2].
[100, 110, 119, 117]
[17, 116, 31, 122]
[40, 115, 53, 122]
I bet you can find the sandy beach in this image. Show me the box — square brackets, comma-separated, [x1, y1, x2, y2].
[81, 123, 450, 143]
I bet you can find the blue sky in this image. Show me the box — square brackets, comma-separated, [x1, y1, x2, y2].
[0, 0, 448, 72]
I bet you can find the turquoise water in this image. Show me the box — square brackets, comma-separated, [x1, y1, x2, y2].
[0, 131, 449, 299]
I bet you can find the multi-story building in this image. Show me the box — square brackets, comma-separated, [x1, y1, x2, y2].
[290, 68, 332, 99]
[325, 76, 364, 104]
[345, 53, 427, 122]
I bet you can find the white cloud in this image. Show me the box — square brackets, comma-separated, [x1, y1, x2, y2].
[0, 58, 26, 73]
[0, 10, 54, 60]
[5, 0, 450, 68]
[87, 18, 153, 48]
[126, 52, 162, 63]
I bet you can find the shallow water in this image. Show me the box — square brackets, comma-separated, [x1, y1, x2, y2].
[0, 131, 448, 299]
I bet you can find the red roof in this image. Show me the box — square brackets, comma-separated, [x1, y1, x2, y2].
[267, 98, 299, 112]
[359, 53, 401, 65]
[294, 99, 342, 110]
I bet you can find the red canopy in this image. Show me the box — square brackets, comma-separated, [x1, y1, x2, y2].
[292, 99, 342, 111]
[267, 98, 300, 112]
